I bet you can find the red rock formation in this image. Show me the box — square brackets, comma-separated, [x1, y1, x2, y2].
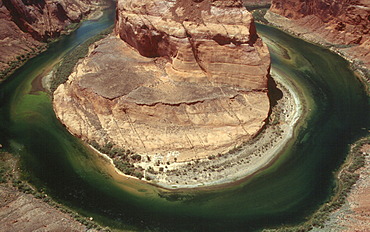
[115, 0, 270, 90]
[2, 0, 97, 41]
[267, 0, 370, 70]
[0, 0, 99, 78]
[54, 0, 271, 161]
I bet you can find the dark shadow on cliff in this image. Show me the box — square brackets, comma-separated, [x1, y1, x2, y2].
[259, 73, 283, 135]
[267, 73, 283, 110]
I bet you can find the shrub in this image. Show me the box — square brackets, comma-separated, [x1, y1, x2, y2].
[50, 26, 113, 92]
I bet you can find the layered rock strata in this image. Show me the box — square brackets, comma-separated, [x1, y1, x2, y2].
[54, 0, 271, 161]
[0, 0, 100, 76]
[0, 186, 90, 231]
[266, 0, 370, 71]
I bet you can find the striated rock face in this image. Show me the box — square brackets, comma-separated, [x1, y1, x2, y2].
[54, 0, 271, 161]
[267, 0, 370, 70]
[115, 0, 270, 89]
[0, 186, 90, 231]
[0, 0, 99, 76]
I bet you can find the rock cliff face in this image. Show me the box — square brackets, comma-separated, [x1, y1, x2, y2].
[266, 0, 370, 70]
[0, 186, 89, 231]
[115, 0, 270, 89]
[0, 0, 99, 77]
[54, 0, 271, 161]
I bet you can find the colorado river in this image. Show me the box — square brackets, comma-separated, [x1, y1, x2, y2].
[0, 6, 368, 232]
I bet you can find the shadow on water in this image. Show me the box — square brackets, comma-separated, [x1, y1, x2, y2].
[267, 74, 284, 109]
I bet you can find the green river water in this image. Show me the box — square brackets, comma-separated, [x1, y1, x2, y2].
[0, 5, 368, 232]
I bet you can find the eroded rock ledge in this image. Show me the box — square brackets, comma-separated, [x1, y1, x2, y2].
[0, 0, 102, 77]
[54, 0, 271, 164]
[266, 0, 370, 71]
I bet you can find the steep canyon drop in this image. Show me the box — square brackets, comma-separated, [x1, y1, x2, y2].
[53, 0, 271, 161]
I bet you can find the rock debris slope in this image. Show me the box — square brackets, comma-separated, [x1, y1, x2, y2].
[0, 0, 100, 75]
[266, 0, 370, 70]
[54, 0, 271, 161]
[0, 186, 89, 232]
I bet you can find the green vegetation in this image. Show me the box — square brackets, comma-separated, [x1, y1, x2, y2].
[0, 150, 109, 231]
[264, 137, 369, 232]
[90, 141, 135, 158]
[50, 25, 113, 92]
[0, 151, 17, 184]
[0, 164, 9, 183]
[0, 45, 47, 81]
[251, 8, 269, 24]
[244, 2, 271, 24]
[0, 17, 110, 83]
[38, 194, 110, 231]
[65, 22, 80, 32]
[89, 140, 144, 179]
[245, 4, 271, 12]
[351, 61, 370, 92]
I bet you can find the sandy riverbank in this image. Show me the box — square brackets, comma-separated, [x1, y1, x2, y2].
[87, 10, 104, 21]
[91, 68, 305, 189]
[146, 70, 303, 189]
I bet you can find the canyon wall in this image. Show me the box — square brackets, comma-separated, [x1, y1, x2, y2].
[54, 0, 271, 161]
[0, 0, 100, 78]
[242, 0, 271, 8]
[266, 0, 370, 71]
[115, 0, 270, 90]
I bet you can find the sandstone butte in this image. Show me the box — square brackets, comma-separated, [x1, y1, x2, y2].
[0, 0, 100, 76]
[53, 0, 271, 162]
[266, 0, 370, 70]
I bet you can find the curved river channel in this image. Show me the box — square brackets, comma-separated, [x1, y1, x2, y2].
[0, 6, 368, 232]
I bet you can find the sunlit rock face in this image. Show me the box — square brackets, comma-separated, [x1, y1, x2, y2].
[267, 0, 370, 69]
[53, 0, 271, 161]
[0, 0, 98, 74]
[115, 0, 270, 89]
